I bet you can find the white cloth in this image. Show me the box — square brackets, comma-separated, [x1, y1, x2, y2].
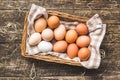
[26, 4, 106, 69]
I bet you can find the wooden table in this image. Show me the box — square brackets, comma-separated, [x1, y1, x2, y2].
[0, 0, 120, 80]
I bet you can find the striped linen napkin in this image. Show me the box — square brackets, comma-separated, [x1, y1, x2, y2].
[26, 4, 106, 69]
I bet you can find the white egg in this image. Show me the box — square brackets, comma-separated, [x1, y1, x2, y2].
[41, 28, 54, 41]
[38, 41, 53, 53]
[29, 32, 41, 46]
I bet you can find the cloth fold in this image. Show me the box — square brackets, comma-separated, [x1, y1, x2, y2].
[26, 4, 106, 69]
[27, 4, 48, 36]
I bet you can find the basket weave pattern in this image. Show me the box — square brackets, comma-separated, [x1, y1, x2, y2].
[21, 11, 88, 66]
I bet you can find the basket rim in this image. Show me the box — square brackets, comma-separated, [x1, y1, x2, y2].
[21, 10, 89, 66]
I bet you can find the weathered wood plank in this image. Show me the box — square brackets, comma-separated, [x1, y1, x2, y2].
[0, 0, 42, 10]
[101, 43, 120, 57]
[38, 76, 92, 80]
[0, 10, 25, 24]
[0, 10, 119, 23]
[0, 77, 30, 80]
[0, 43, 31, 77]
[44, 0, 120, 10]
[0, 75, 120, 80]
[39, 75, 120, 80]
[0, 0, 119, 10]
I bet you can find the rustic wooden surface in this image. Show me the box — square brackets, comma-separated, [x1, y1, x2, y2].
[0, 0, 120, 80]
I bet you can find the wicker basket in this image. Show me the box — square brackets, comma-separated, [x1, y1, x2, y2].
[21, 11, 89, 66]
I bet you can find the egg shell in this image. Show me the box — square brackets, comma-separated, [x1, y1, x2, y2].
[29, 32, 41, 46]
[47, 16, 60, 29]
[42, 28, 54, 41]
[65, 30, 78, 43]
[76, 35, 90, 47]
[38, 41, 53, 53]
[78, 47, 91, 61]
[53, 40, 68, 53]
[76, 23, 88, 35]
[67, 43, 78, 59]
[54, 24, 66, 40]
[34, 18, 47, 32]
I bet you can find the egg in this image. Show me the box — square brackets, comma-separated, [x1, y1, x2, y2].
[29, 32, 41, 46]
[47, 16, 60, 29]
[78, 47, 91, 61]
[76, 23, 88, 35]
[65, 30, 78, 43]
[42, 28, 54, 41]
[76, 36, 90, 47]
[53, 40, 68, 53]
[38, 41, 53, 53]
[54, 24, 66, 40]
[34, 18, 47, 32]
[67, 43, 78, 59]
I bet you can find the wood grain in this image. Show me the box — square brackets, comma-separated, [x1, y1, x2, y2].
[0, 0, 120, 79]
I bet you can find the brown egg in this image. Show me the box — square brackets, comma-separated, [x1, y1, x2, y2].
[76, 36, 90, 47]
[47, 16, 60, 29]
[78, 47, 91, 61]
[65, 30, 78, 43]
[76, 23, 88, 35]
[53, 40, 68, 53]
[67, 43, 78, 59]
[34, 18, 47, 32]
